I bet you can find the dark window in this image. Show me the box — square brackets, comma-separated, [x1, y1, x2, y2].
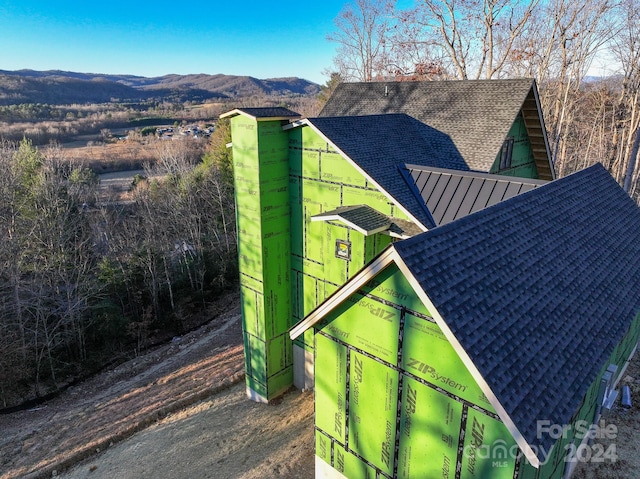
[335, 240, 351, 261]
[499, 137, 514, 170]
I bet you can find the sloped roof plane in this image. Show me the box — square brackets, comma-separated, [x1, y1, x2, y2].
[320, 79, 554, 178]
[220, 106, 301, 121]
[402, 165, 547, 225]
[287, 114, 440, 230]
[290, 163, 640, 467]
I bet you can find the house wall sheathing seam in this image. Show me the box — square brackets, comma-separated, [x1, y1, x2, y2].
[231, 115, 293, 401]
[289, 127, 408, 357]
[490, 112, 539, 178]
[314, 264, 519, 479]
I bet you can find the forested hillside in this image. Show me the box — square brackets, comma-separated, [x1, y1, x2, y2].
[0, 70, 320, 105]
[0, 124, 237, 408]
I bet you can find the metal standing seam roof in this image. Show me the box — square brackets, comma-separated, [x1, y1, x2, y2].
[402, 165, 548, 225]
[319, 78, 540, 173]
[291, 163, 640, 466]
[392, 163, 640, 462]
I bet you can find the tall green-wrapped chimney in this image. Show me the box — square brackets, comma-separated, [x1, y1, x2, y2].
[220, 108, 300, 403]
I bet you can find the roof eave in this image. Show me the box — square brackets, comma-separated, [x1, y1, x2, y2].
[289, 247, 397, 340]
[219, 108, 300, 121]
[529, 81, 556, 180]
[392, 250, 543, 468]
[311, 215, 390, 236]
[294, 120, 430, 233]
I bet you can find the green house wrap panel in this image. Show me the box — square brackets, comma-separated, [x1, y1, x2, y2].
[301, 124, 330, 152]
[341, 186, 396, 217]
[266, 365, 293, 396]
[302, 177, 342, 210]
[302, 274, 319, 318]
[490, 112, 539, 177]
[320, 151, 368, 187]
[333, 443, 377, 479]
[398, 376, 462, 479]
[401, 312, 493, 409]
[301, 149, 320, 179]
[315, 334, 347, 442]
[239, 272, 263, 295]
[267, 333, 291, 373]
[289, 183, 303, 257]
[460, 408, 517, 479]
[231, 114, 293, 401]
[321, 294, 400, 365]
[239, 286, 260, 337]
[244, 333, 266, 386]
[361, 265, 429, 315]
[348, 351, 398, 475]
[316, 430, 331, 465]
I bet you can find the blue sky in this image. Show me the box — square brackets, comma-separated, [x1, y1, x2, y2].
[0, 0, 356, 84]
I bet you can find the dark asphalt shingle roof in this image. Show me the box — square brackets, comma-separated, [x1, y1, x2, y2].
[320, 79, 536, 172]
[393, 163, 640, 454]
[312, 205, 392, 235]
[307, 113, 471, 228]
[312, 205, 424, 239]
[221, 107, 300, 119]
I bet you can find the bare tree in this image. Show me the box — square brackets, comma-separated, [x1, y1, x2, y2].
[327, 0, 396, 81]
[394, 0, 540, 80]
[605, 0, 640, 192]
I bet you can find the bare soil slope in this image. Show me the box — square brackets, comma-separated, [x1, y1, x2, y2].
[0, 289, 637, 479]
[0, 293, 314, 479]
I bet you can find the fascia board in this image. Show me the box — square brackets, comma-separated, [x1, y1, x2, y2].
[283, 119, 307, 130]
[392, 250, 542, 469]
[530, 82, 556, 180]
[219, 108, 298, 121]
[290, 121, 429, 233]
[310, 214, 390, 236]
[288, 247, 397, 340]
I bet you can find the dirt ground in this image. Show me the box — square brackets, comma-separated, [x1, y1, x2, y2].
[0, 290, 637, 479]
[0, 294, 314, 479]
[58, 382, 314, 479]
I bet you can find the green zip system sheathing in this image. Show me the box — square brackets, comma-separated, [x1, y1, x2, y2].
[231, 115, 293, 402]
[490, 112, 539, 178]
[231, 118, 412, 401]
[313, 265, 640, 479]
[314, 264, 520, 479]
[289, 126, 405, 357]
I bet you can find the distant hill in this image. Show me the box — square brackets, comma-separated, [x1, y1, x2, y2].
[0, 70, 321, 105]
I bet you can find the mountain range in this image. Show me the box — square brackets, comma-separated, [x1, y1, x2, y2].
[0, 69, 321, 105]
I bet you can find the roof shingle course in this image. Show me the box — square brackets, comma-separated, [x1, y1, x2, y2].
[320, 79, 536, 172]
[393, 163, 640, 453]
